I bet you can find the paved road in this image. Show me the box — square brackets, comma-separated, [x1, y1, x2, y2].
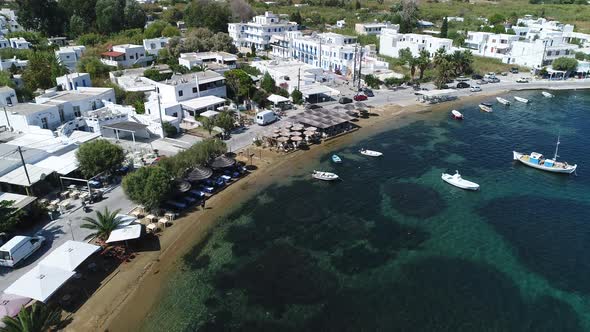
[0, 185, 133, 292]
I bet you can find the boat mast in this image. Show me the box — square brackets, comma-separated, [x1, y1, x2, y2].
[553, 136, 560, 161]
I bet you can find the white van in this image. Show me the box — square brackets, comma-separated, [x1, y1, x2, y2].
[0, 235, 45, 268]
[255, 110, 278, 126]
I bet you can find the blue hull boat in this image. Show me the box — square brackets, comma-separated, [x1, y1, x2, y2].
[332, 154, 342, 163]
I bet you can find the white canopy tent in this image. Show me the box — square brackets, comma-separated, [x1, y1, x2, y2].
[4, 265, 75, 303]
[0, 164, 53, 187]
[39, 240, 100, 272]
[106, 224, 142, 243]
[267, 94, 290, 104]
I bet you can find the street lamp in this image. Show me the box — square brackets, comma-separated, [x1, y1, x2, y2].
[66, 220, 75, 241]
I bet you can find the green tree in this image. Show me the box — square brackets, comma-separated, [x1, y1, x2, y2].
[215, 112, 234, 138]
[68, 15, 87, 38]
[199, 116, 215, 135]
[122, 166, 172, 212]
[224, 69, 254, 102]
[77, 33, 105, 46]
[124, 0, 147, 29]
[185, 0, 232, 33]
[22, 52, 67, 92]
[552, 57, 578, 72]
[488, 13, 505, 25]
[417, 49, 431, 80]
[81, 207, 124, 241]
[261, 72, 276, 93]
[162, 26, 181, 37]
[0, 200, 23, 233]
[144, 20, 169, 39]
[355, 0, 361, 9]
[291, 89, 303, 104]
[95, 0, 125, 34]
[0, 71, 15, 89]
[16, 0, 65, 36]
[290, 11, 302, 25]
[575, 52, 586, 61]
[433, 48, 453, 89]
[77, 56, 111, 79]
[363, 74, 381, 89]
[0, 302, 61, 332]
[398, 47, 413, 64]
[440, 17, 448, 38]
[76, 139, 125, 178]
[391, 0, 419, 33]
[162, 7, 184, 24]
[450, 50, 473, 76]
[250, 43, 256, 57]
[163, 122, 178, 137]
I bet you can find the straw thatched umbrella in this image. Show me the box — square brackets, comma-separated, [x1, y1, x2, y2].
[209, 155, 236, 169]
[271, 133, 280, 138]
[187, 166, 213, 182]
[175, 180, 191, 193]
[277, 136, 290, 142]
[344, 104, 355, 110]
[291, 136, 303, 142]
[355, 101, 367, 108]
[290, 132, 302, 137]
[303, 130, 316, 136]
[291, 124, 304, 131]
[306, 126, 318, 131]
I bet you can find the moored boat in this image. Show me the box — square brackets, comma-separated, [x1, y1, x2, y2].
[312, 170, 340, 181]
[513, 137, 577, 174]
[496, 97, 510, 105]
[542, 91, 554, 98]
[479, 104, 493, 113]
[331, 154, 342, 163]
[514, 96, 529, 103]
[451, 110, 463, 120]
[441, 170, 480, 190]
[360, 149, 383, 157]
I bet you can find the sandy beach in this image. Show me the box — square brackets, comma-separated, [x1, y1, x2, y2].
[65, 82, 590, 332]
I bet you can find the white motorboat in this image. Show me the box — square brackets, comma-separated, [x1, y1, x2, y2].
[514, 96, 529, 103]
[542, 91, 554, 98]
[312, 170, 340, 181]
[360, 149, 383, 157]
[441, 171, 480, 191]
[479, 104, 493, 113]
[496, 97, 511, 105]
[513, 137, 577, 174]
[451, 110, 463, 120]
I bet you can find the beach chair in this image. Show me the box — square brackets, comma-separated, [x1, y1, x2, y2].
[200, 186, 215, 194]
[221, 175, 232, 182]
[215, 177, 226, 186]
[166, 200, 187, 210]
[189, 189, 206, 198]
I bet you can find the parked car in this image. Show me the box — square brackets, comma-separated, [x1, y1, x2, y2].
[488, 77, 500, 83]
[484, 72, 496, 79]
[306, 104, 322, 110]
[338, 97, 353, 104]
[500, 72, 508, 76]
[516, 77, 530, 83]
[470, 86, 482, 92]
[477, 80, 489, 85]
[510, 67, 519, 74]
[456, 82, 470, 89]
[255, 110, 278, 125]
[0, 235, 45, 268]
[354, 94, 368, 101]
[472, 74, 483, 80]
[456, 76, 469, 82]
[363, 88, 374, 97]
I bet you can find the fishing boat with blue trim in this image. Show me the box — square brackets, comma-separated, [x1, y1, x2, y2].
[513, 137, 577, 174]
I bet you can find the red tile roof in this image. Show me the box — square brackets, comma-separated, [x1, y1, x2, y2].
[101, 51, 125, 57]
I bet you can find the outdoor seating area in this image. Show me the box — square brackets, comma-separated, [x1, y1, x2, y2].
[415, 89, 458, 104]
[41, 182, 105, 216]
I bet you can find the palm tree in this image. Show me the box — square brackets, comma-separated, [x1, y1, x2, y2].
[417, 50, 431, 80]
[81, 207, 123, 241]
[1, 302, 61, 332]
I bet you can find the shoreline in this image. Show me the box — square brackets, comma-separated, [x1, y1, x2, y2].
[65, 84, 586, 332]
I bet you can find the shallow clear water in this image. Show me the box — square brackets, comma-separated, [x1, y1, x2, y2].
[143, 90, 590, 332]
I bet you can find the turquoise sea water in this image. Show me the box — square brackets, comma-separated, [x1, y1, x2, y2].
[143, 90, 590, 332]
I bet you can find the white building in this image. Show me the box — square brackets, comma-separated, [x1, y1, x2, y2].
[355, 22, 399, 36]
[56, 73, 92, 91]
[447, 17, 465, 23]
[9, 37, 30, 50]
[55, 46, 86, 72]
[0, 103, 63, 131]
[0, 9, 22, 35]
[145, 70, 226, 105]
[143, 37, 169, 56]
[0, 86, 17, 106]
[35, 87, 116, 120]
[291, 32, 358, 74]
[228, 11, 298, 50]
[465, 32, 520, 59]
[100, 44, 152, 68]
[0, 37, 9, 49]
[507, 37, 578, 68]
[379, 29, 455, 58]
[0, 57, 27, 72]
[178, 52, 238, 72]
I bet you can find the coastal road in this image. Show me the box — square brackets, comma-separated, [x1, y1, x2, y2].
[0, 185, 133, 293]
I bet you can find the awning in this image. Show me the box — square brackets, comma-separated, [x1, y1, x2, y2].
[0, 192, 37, 209]
[116, 214, 138, 226]
[200, 110, 219, 118]
[38, 240, 100, 272]
[300, 84, 340, 97]
[180, 96, 226, 111]
[4, 265, 75, 303]
[267, 94, 290, 104]
[102, 121, 148, 133]
[0, 164, 53, 187]
[34, 149, 79, 175]
[0, 293, 31, 319]
[415, 89, 457, 97]
[106, 224, 142, 243]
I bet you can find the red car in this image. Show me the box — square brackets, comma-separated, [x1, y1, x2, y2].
[353, 94, 368, 101]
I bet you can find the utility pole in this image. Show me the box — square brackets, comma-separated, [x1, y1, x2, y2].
[156, 92, 166, 138]
[318, 37, 322, 70]
[17, 146, 32, 195]
[297, 67, 301, 90]
[352, 44, 358, 87]
[3, 106, 11, 131]
[357, 47, 364, 90]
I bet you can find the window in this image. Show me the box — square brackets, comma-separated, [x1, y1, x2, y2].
[58, 108, 65, 122]
[41, 117, 48, 129]
[130, 55, 134, 59]
[555, 51, 560, 56]
[73, 105, 81, 117]
[178, 90, 183, 97]
[150, 43, 156, 49]
[547, 51, 552, 56]
[192, 87, 199, 93]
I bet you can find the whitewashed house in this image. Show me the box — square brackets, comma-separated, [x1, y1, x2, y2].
[178, 52, 237, 72]
[0, 103, 63, 131]
[55, 46, 86, 72]
[143, 37, 169, 56]
[35, 87, 116, 120]
[291, 32, 358, 74]
[228, 11, 298, 50]
[379, 29, 455, 58]
[0, 37, 9, 49]
[0, 9, 22, 35]
[0, 86, 17, 106]
[100, 44, 152, 68]
[507, 37, 578, 68]
[0, 57, 27, 72]
[56, 73, 92, 91]
[355, 22, 399, 36]
[465, 32, 520, 59]
[9, 37, 30, 49]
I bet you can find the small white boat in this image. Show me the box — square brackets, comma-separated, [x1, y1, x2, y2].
[513, 137, 577, 174]
[514, 96, 529, 103]
[451, 110, 463, 120]
[331, 154, 342, 163]
[496, 97, 511, 105]
[312, 170, 339, 181]
[360, 149, 383, 157]
[542, 91, 554, 98]
[441, 170, 480, 191]
[479, 104, 493, 113]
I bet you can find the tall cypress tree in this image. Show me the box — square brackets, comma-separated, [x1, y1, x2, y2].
[440, 17, 449, 38]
